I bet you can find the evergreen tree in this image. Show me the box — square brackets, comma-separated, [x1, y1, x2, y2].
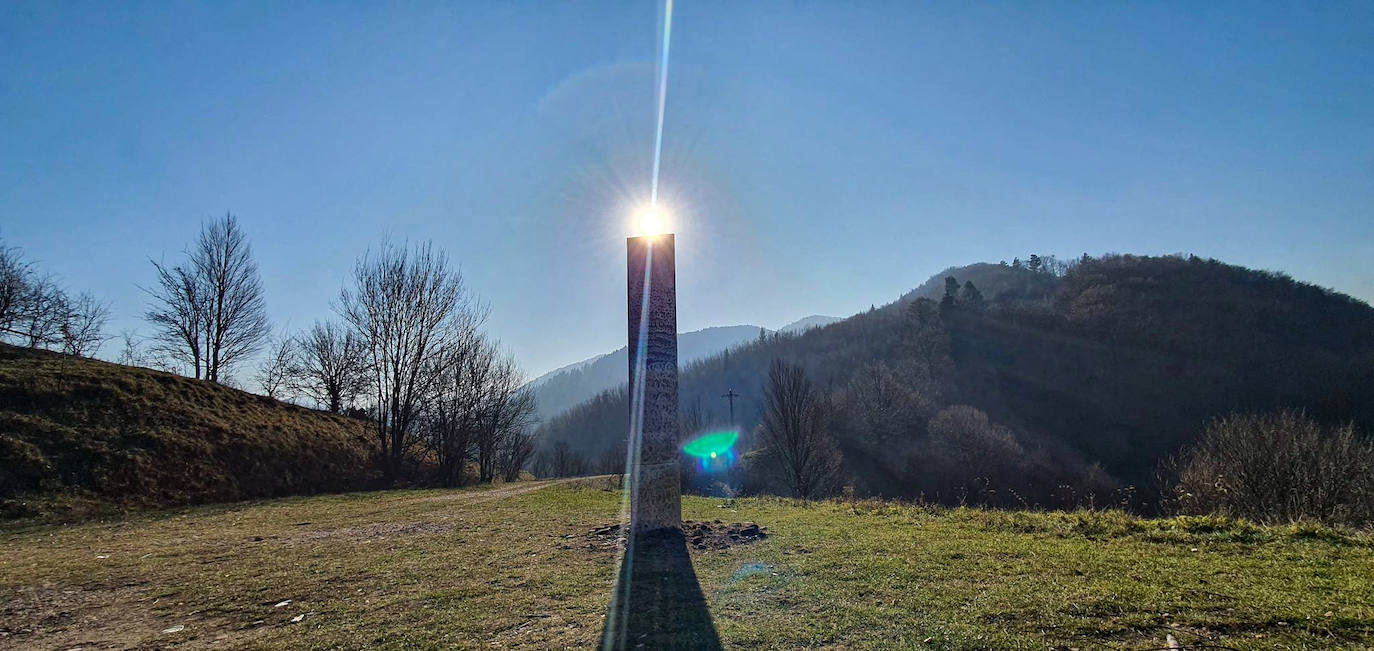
[941, 276, 959, 309]
[961, 281, 984, 307]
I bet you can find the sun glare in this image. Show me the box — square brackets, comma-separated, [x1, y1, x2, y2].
[636, 206, 667, 237]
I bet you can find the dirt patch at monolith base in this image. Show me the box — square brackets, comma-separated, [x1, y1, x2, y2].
[682, 520, 768, 550]
[583, 520, 768, 551]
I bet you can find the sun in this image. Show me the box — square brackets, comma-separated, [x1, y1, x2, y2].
[635, 205, 668, 237]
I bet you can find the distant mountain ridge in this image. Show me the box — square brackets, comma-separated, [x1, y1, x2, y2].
[527, 315, 841, 421]
[525, 353, 610, 391]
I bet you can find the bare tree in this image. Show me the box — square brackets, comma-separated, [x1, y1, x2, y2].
[255, 331, 296, 400]
[756, 359, 841, 499]
[414, 333, 536, 485]
[474, 352, 537, 483]
[15, 274, 67, 348]
[192, 214, 270, 382]
[594, 446, 626, 476]
[290, 320, 367, 413]
[144, 214, 270, 383]
[144, 259, 205, 376]
[338, 241, 482, 478]
[116, 330, 144, 366]
[498, 429, 537, 482]
[0, 240, 110, 356]
[0, 242, 32, 335]
[544, 440, 588, 478]
[60, 292, 111, 356]
[420, 334, 494, 486]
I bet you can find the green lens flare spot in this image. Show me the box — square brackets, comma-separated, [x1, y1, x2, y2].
[682, 430, 738, 459]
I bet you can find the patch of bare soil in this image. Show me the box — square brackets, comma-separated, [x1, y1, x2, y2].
[583, 520, 768, 551]
[0, 582, 273, 650]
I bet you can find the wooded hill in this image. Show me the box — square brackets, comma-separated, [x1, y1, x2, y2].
[536, 254, 1374, 506]
[0, 344, 377, 520]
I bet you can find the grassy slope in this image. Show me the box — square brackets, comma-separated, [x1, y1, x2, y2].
[0, 344, 377, 519]
[1, 482, 1370, 649]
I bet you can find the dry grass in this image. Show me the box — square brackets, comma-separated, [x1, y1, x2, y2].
[0, 344, 377, 520]
[2, 480, 1371, 649]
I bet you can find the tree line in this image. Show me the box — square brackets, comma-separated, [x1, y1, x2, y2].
[0, 240, 111, 356]
[2, 215, 538, 486]
[536, 253, 1374, 525]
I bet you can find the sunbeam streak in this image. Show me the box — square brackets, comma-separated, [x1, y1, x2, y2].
[650, 0, 673, 206]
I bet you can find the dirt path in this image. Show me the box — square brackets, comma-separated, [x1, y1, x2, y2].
[417, 476, 613, 505]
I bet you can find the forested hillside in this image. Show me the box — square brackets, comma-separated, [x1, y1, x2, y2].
[536, 254, 1374, 507]
[0, 344, 377, 519]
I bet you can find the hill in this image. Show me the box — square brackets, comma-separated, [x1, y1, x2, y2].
[1, 481, 1368, 648]
[897, 261, 1060, 305]
[528, 325, 767, 421]
[0, 344, 378, 520]
[537, 254, 1374, 505]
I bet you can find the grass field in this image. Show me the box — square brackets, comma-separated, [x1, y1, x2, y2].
[2, 479, 1371, 649]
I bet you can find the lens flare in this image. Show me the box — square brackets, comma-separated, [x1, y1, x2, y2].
[682, 430, 737, 458]
[683, 430, 738, 472]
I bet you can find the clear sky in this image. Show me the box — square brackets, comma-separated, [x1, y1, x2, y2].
[2, 2, 1371, 379]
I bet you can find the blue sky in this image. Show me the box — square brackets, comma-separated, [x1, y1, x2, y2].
[2, 2, 1371, 378]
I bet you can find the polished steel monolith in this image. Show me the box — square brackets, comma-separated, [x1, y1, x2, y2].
[627, 233, 680, 533]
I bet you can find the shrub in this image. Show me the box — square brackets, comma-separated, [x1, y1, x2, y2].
[927, 405, 1025, 471]
[1165, 410, 1374, 527]
[922, 406, 1030, 501]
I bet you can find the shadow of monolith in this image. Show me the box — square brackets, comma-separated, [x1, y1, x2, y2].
[599, 528, 722, 650]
